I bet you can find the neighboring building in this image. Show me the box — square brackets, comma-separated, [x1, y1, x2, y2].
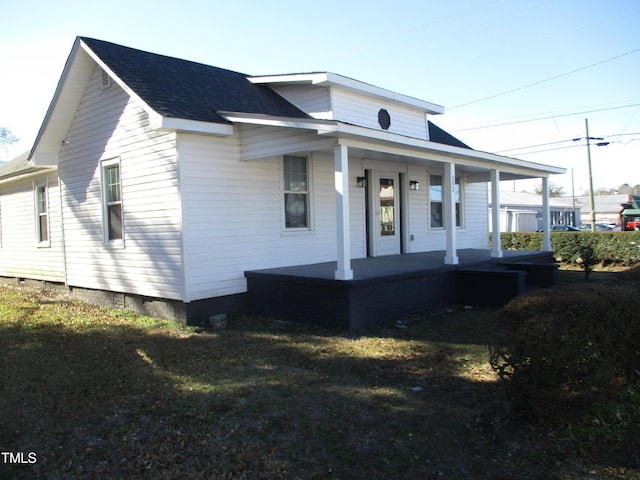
[620, 194, 640, 230]
[574, 194, 629, 226]
[488, 190, 578, 232]
[0, 37, 564, 325]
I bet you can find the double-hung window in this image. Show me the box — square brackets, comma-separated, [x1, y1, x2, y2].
[429, 174, 462, 228]
[283, 155, 310, 229]
[102, 160, 123, 242]
[35, 183, 49, 244]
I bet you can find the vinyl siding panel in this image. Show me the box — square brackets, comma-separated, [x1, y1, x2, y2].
[330, 87, 429, 140]
[59, 66, 183, 300]
[179, 134, 366, 301]
[0, 173, 65, 282]
[238, 124, 334, 161]
[404, 166, 490, 253]
[270, 84, 431, 140]
[270, 85, 332, 119]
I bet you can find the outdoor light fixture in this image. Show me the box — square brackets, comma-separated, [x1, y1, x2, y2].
[357, 176, 367, 188]
[410, 180, 420, 191]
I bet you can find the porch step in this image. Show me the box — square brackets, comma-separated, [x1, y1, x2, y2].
[455, 267, 526, 307]
[498, 261, 559, 287]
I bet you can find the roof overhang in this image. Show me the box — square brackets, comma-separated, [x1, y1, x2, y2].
[0, 151, 57, 185]
[621, 209, 640, 216]
[248, 72, 445, 115]
[221, 112, 565, 181]
[0, 166, 57, 186]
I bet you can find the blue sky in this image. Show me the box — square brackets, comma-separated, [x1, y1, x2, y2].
[1, 0, 638, 195]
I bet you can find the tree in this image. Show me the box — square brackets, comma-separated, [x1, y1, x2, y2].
[0, 127, 18, 146]
[535, 182, 565, 197]
[0, 127, 19, 162]
[617, 183, 632, 194]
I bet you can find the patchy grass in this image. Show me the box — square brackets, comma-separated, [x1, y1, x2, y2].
[0, 283, 638, 479]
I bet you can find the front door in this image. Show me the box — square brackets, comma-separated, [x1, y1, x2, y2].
[371, 171, 400, 256]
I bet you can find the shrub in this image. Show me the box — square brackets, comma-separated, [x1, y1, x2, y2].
[497, 231, 640, 267]
[489, 268, 640, 421]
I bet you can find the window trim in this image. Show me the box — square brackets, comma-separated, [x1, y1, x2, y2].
[34, 180, 50, 247]
[428, 172, 463, 229]
[282, 154, 314, 233]
[101, 158, 124, 246]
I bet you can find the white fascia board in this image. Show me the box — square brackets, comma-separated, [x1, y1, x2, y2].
[218, 111, 336, 130]
[0, 167, 57, 186]
[249, 72, 445, 115]
[150, 114, 234, 136]
[320, 123, 566, 176]
[29, 38, 91, 165]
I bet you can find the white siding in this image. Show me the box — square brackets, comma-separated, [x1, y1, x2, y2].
[59, 66, 183, 300]
[270, 85, 331, 119]
[405, 168, 489, 253]
[330, 87, 429, 140]
[269, 84, 430, 140]
[179, 134, 367, 301]
[237, 124, 334, 161]
[0, 173, 65, 282]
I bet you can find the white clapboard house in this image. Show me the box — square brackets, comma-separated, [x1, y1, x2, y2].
[0, 37, 564, 329]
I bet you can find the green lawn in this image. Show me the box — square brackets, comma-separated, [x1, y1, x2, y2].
[0, 279, 637, 479]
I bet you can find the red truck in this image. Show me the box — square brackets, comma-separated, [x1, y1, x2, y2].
[627, 220, 640, 230]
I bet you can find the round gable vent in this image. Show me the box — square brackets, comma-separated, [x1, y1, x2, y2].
[378, 109, 391, 130]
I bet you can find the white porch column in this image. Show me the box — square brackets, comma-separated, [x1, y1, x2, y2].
[491, 169, 503, 258]
[541, 177, 552, 252]
[444, 162, 459, 265]
[334, 144, 354, 280]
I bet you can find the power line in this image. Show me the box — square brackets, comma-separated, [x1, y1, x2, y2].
[497, 132, 640, 156]
[494, 139, 574, 154]
[452, 103, 640, 132]
[449, 48, 640, 110]
[497, 132, 640, 154]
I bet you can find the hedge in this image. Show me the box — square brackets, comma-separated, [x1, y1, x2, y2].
[493, 231, 640, 266]
[489, 266, 640, 420]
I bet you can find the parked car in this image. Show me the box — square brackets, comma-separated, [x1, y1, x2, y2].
[579, 223, 616, 231]
[537, 225, 581, 232]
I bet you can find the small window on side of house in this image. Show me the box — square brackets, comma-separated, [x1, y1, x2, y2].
[102, 160, 123, 242]
[429, 174, 462, 228]
[35, 183, 49, 245]
[283, 155, 310, 229]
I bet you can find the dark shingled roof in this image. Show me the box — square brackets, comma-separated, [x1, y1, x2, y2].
[81, 38, 470, 149]
[81, 37, 310, 124]
[428, 121, 470, 149]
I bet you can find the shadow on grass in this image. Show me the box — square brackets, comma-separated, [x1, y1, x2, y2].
[0, 297, 636, 479]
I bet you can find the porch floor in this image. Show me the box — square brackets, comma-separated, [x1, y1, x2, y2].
[246, 249, 550, 281]
[244, 249, 556, 330]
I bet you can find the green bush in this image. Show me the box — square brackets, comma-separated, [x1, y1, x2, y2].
[496, 231, 640, 267]
[489, 267, 640, 420]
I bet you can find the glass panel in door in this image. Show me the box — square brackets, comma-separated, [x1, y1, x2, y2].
[379, 178, 395, 236]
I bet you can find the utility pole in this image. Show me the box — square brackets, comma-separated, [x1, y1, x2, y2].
[585, 119, 597, 232]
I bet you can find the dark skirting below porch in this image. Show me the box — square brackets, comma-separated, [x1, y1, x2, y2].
[245, 249, 557, 330]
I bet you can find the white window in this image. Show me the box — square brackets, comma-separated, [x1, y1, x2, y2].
[35, 182, 49, 245]
[102, 159, 123, 242]
[429, 174, 462, 228]
[283, 155, 310, 229]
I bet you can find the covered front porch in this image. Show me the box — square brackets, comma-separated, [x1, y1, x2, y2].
[245, 249, 557, 330]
